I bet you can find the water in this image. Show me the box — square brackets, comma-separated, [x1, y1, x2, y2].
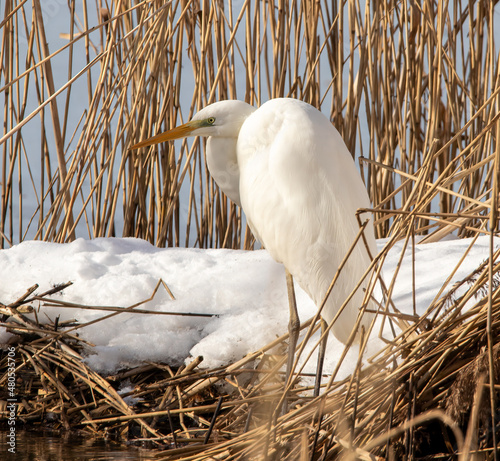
[1, 430, 156, 460]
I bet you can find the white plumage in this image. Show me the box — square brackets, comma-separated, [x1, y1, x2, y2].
[132, 98, 376, 344]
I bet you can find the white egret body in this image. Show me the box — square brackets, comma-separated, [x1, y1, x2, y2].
[132, 98, 376, 344]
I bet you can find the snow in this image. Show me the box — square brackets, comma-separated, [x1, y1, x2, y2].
[0, 235, 496, 379]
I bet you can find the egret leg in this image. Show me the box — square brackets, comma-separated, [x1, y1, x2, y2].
[285, 269, 300, 389]
[314, 319, 328, 397]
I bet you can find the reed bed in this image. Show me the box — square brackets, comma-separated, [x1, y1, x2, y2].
[0, 0, 498, 246]
[1, 0, 500, 459]
[0, 241, 499, 459]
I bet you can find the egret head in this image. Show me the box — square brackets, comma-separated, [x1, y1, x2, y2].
[130, 100, 255, 150]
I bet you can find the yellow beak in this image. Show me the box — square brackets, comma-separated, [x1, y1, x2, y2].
[130, 120, 201, 150]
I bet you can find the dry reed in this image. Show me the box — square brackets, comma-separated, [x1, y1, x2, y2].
[1, 0, 498, 247]
[0, 246, 499, 458]
[1, 0, 500, 459]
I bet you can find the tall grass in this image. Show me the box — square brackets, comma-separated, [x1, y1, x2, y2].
[1, 0, 498, 248]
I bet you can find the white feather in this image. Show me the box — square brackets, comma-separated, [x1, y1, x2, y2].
[134, 97, 377, 344]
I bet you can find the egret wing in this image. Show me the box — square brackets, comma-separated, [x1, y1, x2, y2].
[237, 98, 375, 342]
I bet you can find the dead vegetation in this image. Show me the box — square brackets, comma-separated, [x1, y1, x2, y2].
[0, 247, 499, 459]
[1, 0, 499, 246]
[1, 0, 500, 459]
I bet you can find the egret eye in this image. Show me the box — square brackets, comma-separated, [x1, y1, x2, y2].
[207, 117, 216, 125]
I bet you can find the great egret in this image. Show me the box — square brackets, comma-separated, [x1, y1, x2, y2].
[131, 98, 376, 387]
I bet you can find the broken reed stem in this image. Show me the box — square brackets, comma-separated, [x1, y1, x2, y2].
[41, 300, 215, 318]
